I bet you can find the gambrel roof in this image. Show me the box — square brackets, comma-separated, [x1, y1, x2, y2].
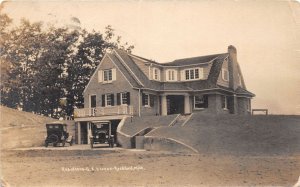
[86, 48, 254, 97]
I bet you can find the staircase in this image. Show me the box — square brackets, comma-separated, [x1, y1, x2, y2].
[170, 114, 192, 127]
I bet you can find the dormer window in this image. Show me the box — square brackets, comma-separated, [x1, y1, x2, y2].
[166, 69, 177, 81]
[183, 68, 203, 81]
[222, 68, 229, 81]
[238, 74, 242, 85]
[153, 67, 160, 81]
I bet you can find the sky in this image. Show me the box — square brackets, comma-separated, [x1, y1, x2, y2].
[2, 0, 300, 115]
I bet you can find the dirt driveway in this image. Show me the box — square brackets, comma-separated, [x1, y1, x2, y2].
[1, 145, 300, 187]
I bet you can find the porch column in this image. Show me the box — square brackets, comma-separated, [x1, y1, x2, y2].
[87, 122, 92, 145]
[184, 94, 191, 114]
[161, 95, 167, 116]
[77, 122, 81, 145]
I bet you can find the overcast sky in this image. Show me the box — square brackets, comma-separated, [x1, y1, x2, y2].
[2, 0, 300, 114]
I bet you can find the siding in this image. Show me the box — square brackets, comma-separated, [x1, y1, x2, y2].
[237, 97, 251, 115]
[84, 55, 139, 115]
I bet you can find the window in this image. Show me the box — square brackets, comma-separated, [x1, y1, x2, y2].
[153, 68, 160, 81]
[142, 93, 154, 107]
[247, 99, 251, 111]
[238, 74, 242, 85]
[90, 95, 96, 108]
[98, 69, 116, 83]
[185, 68, 202, 80]
[103, 69, 112, 82]
[194, 95, 208, 109]
[117, 92, 130, 105]
[121, 92, 127, 105]
[221, 95, 228, 109]
[106, 94, 112, 106]
[101, 94, 114, 107]
[166, 69, 177, 81]
[222, 69, 229, 81]
[144, 94, 149, 106]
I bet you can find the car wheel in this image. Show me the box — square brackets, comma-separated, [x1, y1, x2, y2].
[110, 139, 114, 148]
[45, 143, 48, 147]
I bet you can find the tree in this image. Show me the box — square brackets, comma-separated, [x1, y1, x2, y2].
[65, 27, 134, 116]
[0, 13, 134, 118]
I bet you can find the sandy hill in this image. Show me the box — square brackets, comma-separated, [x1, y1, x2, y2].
[0, 105, 74, 149]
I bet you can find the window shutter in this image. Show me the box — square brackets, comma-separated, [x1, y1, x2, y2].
[101, 94, 105, 107]
[142, 93, 146, 106]
[111, 94, 115, 106]
[112, 68, 116, 81]
[98, 70, 103, 82]
[150, 95, 155, 107]
[117, 93, 121, 105]
[198, 68, 204, 79]
[204, 95, 208, 108]
[127, 92, 130, 105]
[180, 70, 186, 81]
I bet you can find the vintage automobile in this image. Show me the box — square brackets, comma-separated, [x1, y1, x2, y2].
[90, 121, 114, 148]
[45, 122, 73, 147]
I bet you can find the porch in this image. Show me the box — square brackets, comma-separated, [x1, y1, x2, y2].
[74, 105, 133, 118]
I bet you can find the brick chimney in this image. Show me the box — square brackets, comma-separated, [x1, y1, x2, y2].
[227, 45, 239, 90]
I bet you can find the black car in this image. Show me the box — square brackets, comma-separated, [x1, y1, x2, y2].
[90, 121, 114, 148]
[45, 122, 73, 147]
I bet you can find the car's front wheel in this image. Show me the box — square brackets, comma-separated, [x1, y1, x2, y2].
[109, 138, 114, 148]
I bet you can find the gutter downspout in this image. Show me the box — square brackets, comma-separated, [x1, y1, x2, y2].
[138, 88, 141, 117]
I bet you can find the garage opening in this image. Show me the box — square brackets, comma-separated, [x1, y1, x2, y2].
[80, 122, 88, 144]
[167, 95, 184, 115]
[111, 120, 121, 145]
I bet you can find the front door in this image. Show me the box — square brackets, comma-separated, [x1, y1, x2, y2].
[167, 95, 184, 115]
[90, 95, 96, 108]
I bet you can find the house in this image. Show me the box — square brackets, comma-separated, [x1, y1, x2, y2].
[74, 45, 255, 144]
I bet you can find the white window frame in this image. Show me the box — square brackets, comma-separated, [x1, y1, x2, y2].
[103, 69, 112, 82]
[238, 74, 242, 85]
[153, 67, 160, 81]
[102, 68, 116, 83]
[144, 94, 150, 107]
[222, 68, 229, 82]
[166, 69, 177, 82]
[194, 95, 205, 109]
[120, 92, 128, 105]
[184, 68, 203, 81]
[247, 99, 251, 112]
[105, 94, 112, 107]
[222, 95, 228, 110]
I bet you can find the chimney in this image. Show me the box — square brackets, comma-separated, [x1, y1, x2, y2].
[228, 45, 237, 62]
[227, 45, 239, 91]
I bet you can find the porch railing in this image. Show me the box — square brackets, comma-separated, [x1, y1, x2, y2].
[74, 105, 134, 118]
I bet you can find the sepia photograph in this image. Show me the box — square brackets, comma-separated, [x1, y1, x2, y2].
[0, 0, 300, 186]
